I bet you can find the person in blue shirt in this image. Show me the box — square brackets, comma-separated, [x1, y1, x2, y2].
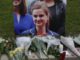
[13, 0, 35, 53]
[25, 0, 66, 36]
[22, 1, 59, 37]
[13, 0, 35, 35]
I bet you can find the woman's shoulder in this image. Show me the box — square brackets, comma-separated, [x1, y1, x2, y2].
[21, 28, 36, 36]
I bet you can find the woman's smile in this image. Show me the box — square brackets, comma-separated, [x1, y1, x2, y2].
[35, 19, 44, 26]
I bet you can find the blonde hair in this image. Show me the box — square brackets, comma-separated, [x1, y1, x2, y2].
[31, 1, 50, 17]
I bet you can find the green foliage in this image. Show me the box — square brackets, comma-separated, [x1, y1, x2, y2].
[66, 0, 80, 35]
[0, 0, 14, 38]
[47, 45, 60, 59]
[0, 37, 16, 54]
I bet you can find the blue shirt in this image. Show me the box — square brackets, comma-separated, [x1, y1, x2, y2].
[21, 28, 59, 37]
[13, 13, 35, 35]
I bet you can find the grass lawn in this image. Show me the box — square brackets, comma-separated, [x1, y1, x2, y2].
[66, 0, 80, 35]
[0, 0, 80, 38]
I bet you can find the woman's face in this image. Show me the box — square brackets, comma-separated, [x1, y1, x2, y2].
[32, 9, 49, 27]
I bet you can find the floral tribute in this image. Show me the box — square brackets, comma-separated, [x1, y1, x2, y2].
[0, 35, 80, 60]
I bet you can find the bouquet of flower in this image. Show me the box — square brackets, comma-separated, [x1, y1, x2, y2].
[29, 35, 61, 59]
[9, 47, 27, 60]
[0, 37, 16, 54]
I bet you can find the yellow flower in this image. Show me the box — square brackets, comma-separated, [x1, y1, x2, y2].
[13, 50, 17, 55]
[9, 51, 14, 57]
[10, 50, 17, 56]
[9, 47, 24, 58]
[10, 53, 14, 57]
[13, 47, 24, 54]
[17, 47, 24, 52]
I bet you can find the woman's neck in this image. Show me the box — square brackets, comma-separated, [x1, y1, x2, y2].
[44, 0, 55, 7]
[44, 0, 53, 2]
[36, 26, 47, 36]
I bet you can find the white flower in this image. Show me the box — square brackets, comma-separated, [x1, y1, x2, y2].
[74, 34, 80, 45]
[60, 36, 75, 47]
[0, 37, 5, 43]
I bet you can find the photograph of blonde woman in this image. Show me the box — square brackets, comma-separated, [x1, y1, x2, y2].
[0, 0, 80, 60]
